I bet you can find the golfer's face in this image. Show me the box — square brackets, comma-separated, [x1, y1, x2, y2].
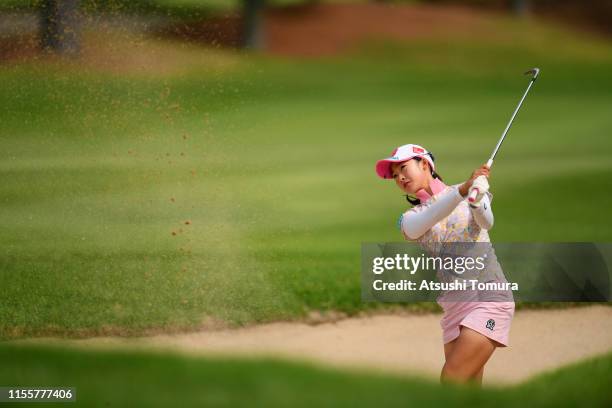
[391, 159, 424, 194]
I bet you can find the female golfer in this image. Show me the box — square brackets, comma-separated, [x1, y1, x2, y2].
[375, 143, 515, 386]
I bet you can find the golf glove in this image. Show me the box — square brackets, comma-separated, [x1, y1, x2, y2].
[468, 175, 489, 208]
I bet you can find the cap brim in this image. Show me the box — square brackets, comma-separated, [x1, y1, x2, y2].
[376, 153, 435, 179]
[376, 159, 402, 179]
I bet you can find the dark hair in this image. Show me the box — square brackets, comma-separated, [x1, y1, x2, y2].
[404, 154, 443, 206]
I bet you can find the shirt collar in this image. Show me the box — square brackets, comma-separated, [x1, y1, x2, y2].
[415, 178, 447, 203]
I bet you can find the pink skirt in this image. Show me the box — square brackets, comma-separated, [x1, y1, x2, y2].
[438, 301, 515, 347]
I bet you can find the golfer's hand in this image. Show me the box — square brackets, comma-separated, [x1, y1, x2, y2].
[458, 164, 490, 197]
[468, 175, 489, 207]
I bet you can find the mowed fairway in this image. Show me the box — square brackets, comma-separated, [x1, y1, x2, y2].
[0, 343, 611, 407]
[1, 17, 611, 339]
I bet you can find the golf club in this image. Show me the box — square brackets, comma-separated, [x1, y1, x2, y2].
[468, 67, 540, 203]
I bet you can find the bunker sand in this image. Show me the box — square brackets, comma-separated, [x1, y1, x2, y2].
[13, 305, 612, 386]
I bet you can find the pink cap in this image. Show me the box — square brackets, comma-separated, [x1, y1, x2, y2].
[375, 144, 435, 179]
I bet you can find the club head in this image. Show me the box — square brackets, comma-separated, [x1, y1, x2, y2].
[524, 67, 540, 80]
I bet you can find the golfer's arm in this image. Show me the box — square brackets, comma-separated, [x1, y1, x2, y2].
[401, 186, 464, 239]
[469, 193, 494, 230]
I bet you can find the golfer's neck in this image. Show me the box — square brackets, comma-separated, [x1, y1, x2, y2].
[424, 180, 434, 196]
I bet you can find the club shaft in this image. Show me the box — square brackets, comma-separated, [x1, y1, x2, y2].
[488, 78, 536, 166]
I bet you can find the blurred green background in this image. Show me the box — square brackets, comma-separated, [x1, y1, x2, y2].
[0, 0, 610, 404]
[2, 0, 611, 339]
[0, 343, 610, 407]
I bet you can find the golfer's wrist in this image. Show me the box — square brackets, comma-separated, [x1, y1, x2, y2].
[458, 183, 469, 197]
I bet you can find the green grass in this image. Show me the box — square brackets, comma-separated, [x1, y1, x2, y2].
[0, 343, 610, 407]
[1, 13, 611, 339]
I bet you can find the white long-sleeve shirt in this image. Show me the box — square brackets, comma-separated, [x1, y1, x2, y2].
[400, 185, 494, 240]
[469, 193, 494, 230]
